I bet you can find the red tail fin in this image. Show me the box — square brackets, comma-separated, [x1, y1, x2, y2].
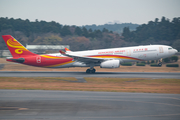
[2, 35, 36, 57]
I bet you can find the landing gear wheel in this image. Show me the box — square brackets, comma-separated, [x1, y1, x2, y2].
[86, 68, 96, 74]
[91, 68, 96, 73]
[158, 62, 162, 67]
[86, 69, 90, 73]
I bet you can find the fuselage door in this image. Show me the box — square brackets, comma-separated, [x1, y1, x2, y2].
[159, 47, 164, 53]
[126, 49, 131, 56]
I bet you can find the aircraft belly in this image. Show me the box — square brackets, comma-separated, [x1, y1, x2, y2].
[72, 62, 89, 67]
[50, 62, 74, 68]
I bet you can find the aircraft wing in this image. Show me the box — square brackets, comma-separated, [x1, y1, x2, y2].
[59, 50, 106, 63]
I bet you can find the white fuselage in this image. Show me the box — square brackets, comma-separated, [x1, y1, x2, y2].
[48, 45, 177, 68]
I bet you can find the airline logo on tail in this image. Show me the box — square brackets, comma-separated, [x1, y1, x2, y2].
[2, 35, 36, 57]
[6, 38, 28, 54]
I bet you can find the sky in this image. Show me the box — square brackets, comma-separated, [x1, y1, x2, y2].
[0, 0, 180, 26]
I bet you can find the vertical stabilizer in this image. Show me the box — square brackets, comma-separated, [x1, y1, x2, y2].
[2, 35, 36, 57]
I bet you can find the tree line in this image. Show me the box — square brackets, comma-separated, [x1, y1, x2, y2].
[83, 23, 139, 34]
[0, 17, 180, 52]
[0, 17, 125, 51]
[122, 16, 180, 51]
[0, 17, 113, 38]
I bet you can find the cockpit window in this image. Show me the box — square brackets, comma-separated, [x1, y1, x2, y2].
[168, 48, 173, 50]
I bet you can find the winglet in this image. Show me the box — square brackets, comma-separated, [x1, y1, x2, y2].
[65, 48, 71, 52]
[59, 48, 71, 55]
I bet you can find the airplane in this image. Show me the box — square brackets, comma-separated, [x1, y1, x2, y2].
[2, 35, 178, 73]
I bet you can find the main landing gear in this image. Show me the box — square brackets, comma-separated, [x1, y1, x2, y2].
[86, 68, 96, 74]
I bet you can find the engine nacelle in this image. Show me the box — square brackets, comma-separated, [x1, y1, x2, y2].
[100, 60, 120, 68]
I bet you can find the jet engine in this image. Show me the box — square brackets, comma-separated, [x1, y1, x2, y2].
[100, 60, 120, 68]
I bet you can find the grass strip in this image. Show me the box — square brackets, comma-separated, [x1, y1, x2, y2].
[0, 77, 180, 94]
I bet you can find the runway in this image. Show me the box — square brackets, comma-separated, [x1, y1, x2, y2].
[0, 90, 180, 120]
[0, 71, 180, 78]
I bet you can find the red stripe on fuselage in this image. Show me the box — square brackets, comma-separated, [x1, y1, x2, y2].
[88, 55, 142, 61]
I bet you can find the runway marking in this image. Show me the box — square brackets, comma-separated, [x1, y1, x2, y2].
[82, 95, 180, 101]
[65, 96, 180, 107]
[77, 113, 180, 119]
[0, 107, 28, 111]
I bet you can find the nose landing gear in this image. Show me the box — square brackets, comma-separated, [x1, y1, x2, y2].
[158, 58, 162, 67]
[158, 62, 162, 66]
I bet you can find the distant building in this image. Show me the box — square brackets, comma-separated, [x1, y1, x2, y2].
[0, 45, 70, 57]
[26, 44, 70, 54]
[0, 50, 11, 57]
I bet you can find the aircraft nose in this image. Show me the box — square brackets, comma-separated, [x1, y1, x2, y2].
[174, 49, 178, 53]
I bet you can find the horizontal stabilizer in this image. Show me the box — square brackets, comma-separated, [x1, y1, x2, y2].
[7, 58, 25, 63]
[59, 50, 65, 54]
